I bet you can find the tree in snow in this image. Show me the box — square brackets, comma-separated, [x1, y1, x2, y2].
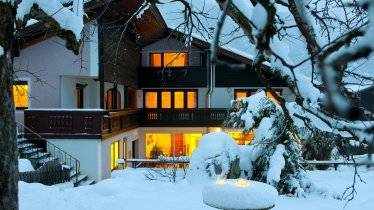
[0, 1, 84, 209]
[223, 90, 312, 196]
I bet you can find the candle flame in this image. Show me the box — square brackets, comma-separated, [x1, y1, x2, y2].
[235, 179, 249, 187]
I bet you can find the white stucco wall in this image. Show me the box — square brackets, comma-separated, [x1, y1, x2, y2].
[13, 23, 98, 109]
[47, 139, 101, 181]
[101, 129, 139, 179]
[60, 76, 100, 108]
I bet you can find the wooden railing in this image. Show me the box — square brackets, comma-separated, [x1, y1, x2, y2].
[24, 108, 227, 138]
[142, 108, 227, 127]
[101, 109, 141, 136]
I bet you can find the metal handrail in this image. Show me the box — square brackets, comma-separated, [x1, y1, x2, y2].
[16, 121, 80, 184]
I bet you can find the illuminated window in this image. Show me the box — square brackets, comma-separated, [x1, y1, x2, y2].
[181, 133, 202, 156]
[144, 90, 197, 109]
[266, 91, 281, 104]
[149, 52, 188, 67]
[13, 81, 28, 109]
[174, 91, 184, 108]
[161, 92, 171, 108]
[150, 53, 162, 67]
[145, 92, 158, 108]
[146, 133, 172, 158]
[227, 132, 253, 145]
[110, 141, 119, 170]
[234, 89, 282, 102]
[235, 91, 247, 99]
[146, 133, 202, 158]
[164, 53, 187, 67]
[187, 91, 197, 108]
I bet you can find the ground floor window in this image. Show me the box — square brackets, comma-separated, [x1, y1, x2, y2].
[227, 132, 254, 145]
[13, 81, 29, 109]
[234, 89, 282, 104]
[146, 133, 202, 158]
[110, 141, 119, 170]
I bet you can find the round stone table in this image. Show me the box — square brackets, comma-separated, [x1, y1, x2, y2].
[202, 179, 278, 210]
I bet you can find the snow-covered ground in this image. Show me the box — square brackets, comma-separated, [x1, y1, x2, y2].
[19, 166, 374, 210]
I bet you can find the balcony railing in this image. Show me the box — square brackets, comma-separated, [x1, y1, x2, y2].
[142, 108, 227, 127]
[24, 108, 227, 139]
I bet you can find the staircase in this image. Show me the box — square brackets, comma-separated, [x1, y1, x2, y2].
[17, 122, 95, 187]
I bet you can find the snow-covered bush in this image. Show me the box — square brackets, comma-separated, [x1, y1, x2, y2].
[186, 132, 240, 185]
[223, 90, 311, 196]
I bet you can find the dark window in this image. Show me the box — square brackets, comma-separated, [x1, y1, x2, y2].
[76, 84, 85, 109]
[106, 88, 121, 109]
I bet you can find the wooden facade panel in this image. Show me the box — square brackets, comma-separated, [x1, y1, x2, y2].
[139, 66, 207, 87]
[102, 23, 140, 87]
[215, 55, 286, 87]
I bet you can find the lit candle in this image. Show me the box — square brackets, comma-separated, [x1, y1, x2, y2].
[235, 178, 249, 187]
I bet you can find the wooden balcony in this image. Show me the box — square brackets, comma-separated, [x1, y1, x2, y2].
[24, 109, 141, 139]
[24, 108, 227, 139]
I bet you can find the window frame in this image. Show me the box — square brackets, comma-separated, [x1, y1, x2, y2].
[143, 89, 198, 109]
[13, 80, 29, 110]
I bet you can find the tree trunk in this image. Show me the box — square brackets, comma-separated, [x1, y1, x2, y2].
[0, 2, 18, 210]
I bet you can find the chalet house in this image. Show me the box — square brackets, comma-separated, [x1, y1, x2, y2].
[13, 0, 295, 183]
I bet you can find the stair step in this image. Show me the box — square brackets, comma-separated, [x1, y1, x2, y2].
[37, 156, 58, 164]
[22, 148, 44, 154]
[78, 179, 95, 186]
[17, 138, 29, 144]
[18, 143, 36, 149]
[73, 175, 87, 186]
[29, 152, 49, 159]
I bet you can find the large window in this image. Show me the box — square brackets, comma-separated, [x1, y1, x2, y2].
[150, 52, 188, 67]
[110, 141, 119, 170]
[13, 81, 29, 109]
[146, 133, 202, 158]
[144, 90, 198, 109]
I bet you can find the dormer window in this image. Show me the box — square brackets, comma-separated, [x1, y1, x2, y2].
[150, 52, 188, 67]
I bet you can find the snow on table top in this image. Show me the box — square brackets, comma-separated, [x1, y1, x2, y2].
[203, 179, 278, 210]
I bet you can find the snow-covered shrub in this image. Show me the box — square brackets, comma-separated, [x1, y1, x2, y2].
[223, 90, 311, 196]
[186, 132, 240, 185]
